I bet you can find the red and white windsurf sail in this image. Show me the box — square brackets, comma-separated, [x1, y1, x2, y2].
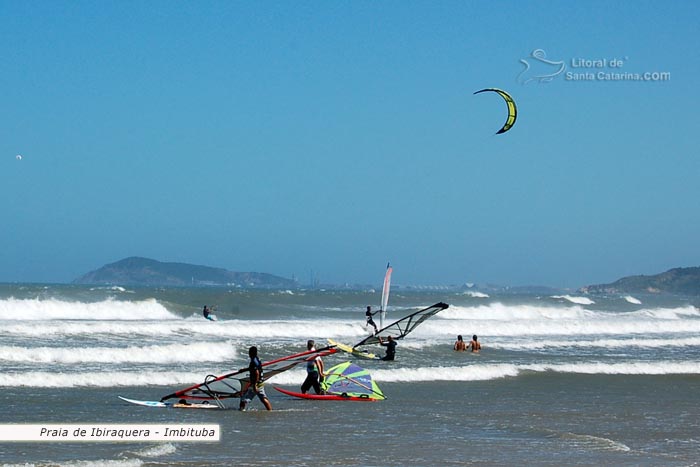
[380, 263, 392, 328]
[160, 346, 337, 407]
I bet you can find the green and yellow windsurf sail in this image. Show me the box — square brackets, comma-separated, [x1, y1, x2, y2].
[322, 361, 385, 400]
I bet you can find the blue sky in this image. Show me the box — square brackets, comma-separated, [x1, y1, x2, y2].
[1, 1, 698, 288]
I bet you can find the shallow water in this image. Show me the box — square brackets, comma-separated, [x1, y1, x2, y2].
[1, 285, 699, 465]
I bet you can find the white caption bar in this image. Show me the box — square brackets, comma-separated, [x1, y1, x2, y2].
[0, 424, 220, 442]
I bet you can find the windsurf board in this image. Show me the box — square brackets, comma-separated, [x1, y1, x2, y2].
[327, 338, 379, 360]
[273, 386, 378, 402]
[118, 396, 221, 409]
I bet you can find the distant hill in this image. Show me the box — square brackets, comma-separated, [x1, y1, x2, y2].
[580, 267, 700, 296]
[73, 257, 297, 288]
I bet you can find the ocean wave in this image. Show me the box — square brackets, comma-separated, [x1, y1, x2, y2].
[0, 370, 225, 388]
[0, 297, 177, 321]
[0, 342, 237, 364]
[623, 295, 642, 305]
[460, 291, 490, 298]
[3, 311, 700, 342]
[438, 303, 595, 321]
[487, 336, 700, 350]
[558, 431, 631, 452]
[419, 315, 700, 338]
[551, 295, 596, 305]
[0, 319, 371, 339]
[129, 443, 177, 458]
[5, 361, 700, 387]
[1, 460, 143, 467]
[373, 361, 700, 382]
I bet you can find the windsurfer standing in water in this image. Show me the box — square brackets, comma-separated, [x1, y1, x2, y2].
[300, 340, 325, 395]
[239, 346, 272, 411]
[365, 306, 379, 334]
[378, 335, 397, 361]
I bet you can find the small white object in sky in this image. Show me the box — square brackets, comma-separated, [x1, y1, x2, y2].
[16, 154, 22, 160]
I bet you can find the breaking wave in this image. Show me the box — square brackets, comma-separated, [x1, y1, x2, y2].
[0, 298, 177, 321]
[4, 361, 700, 388]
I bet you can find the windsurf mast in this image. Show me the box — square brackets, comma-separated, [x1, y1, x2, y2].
[354, 302, 448, 348]
[379, 262, 392, 328]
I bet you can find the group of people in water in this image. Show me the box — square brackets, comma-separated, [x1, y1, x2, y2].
[233, 304, 482, 411]
[239, 339, 329, 412]
[453, 334, 481, 352]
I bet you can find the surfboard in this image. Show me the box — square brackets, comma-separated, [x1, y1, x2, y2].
[273, 386, 378, 402]
[118, 396, 221, 409]
[327, 338, 379, 360]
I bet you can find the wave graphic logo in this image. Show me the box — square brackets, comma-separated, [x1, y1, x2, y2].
[518, 49, 566, 84]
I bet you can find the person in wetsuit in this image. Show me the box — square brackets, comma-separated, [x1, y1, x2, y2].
[365, 306, 379, 334]
[378, 335, 397, 361]
[300, 339, 325, 395]
[239, 346, 272, 411]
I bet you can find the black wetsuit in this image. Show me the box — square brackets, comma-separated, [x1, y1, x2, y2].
[380, 340, 397, 361]
[366, 310, 377, 329]
[300, 357, 322, 394]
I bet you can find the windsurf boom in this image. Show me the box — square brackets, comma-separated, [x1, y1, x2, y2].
[354, 302, 449, 348]
[158, 346, 337, 408]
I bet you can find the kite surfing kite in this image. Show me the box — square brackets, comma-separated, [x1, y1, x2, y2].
[474, 88, 517, 134]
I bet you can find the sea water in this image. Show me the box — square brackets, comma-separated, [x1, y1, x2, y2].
[1, 284, 699, 466]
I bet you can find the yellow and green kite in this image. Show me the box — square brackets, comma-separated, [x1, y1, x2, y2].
[474, 88, 517, 134]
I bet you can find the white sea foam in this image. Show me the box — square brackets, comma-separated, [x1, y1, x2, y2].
[5, 361, 699, 387]
[428, 304, 700, 337]
[89, 286, 130, 293]
[3, 304, 700, 341]
[1, 460, 144, 467]
[487, 336, 700, 350]
[551, 295, 596, 305]
[0, 298, 177, 320]
[623, 295, 642, 305]
[439, 303, 595, 321]
[461, 291, 489, 298]
[0, 370, 223, 388]
[131, 443, 177, 457]
[374, 361, 700, 382]
[558, 432, 630, 452]
[0, 319, 371, 340]
[0, 342, 237, 364]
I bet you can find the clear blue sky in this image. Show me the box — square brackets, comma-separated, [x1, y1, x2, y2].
[1, 1, 698, 288]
